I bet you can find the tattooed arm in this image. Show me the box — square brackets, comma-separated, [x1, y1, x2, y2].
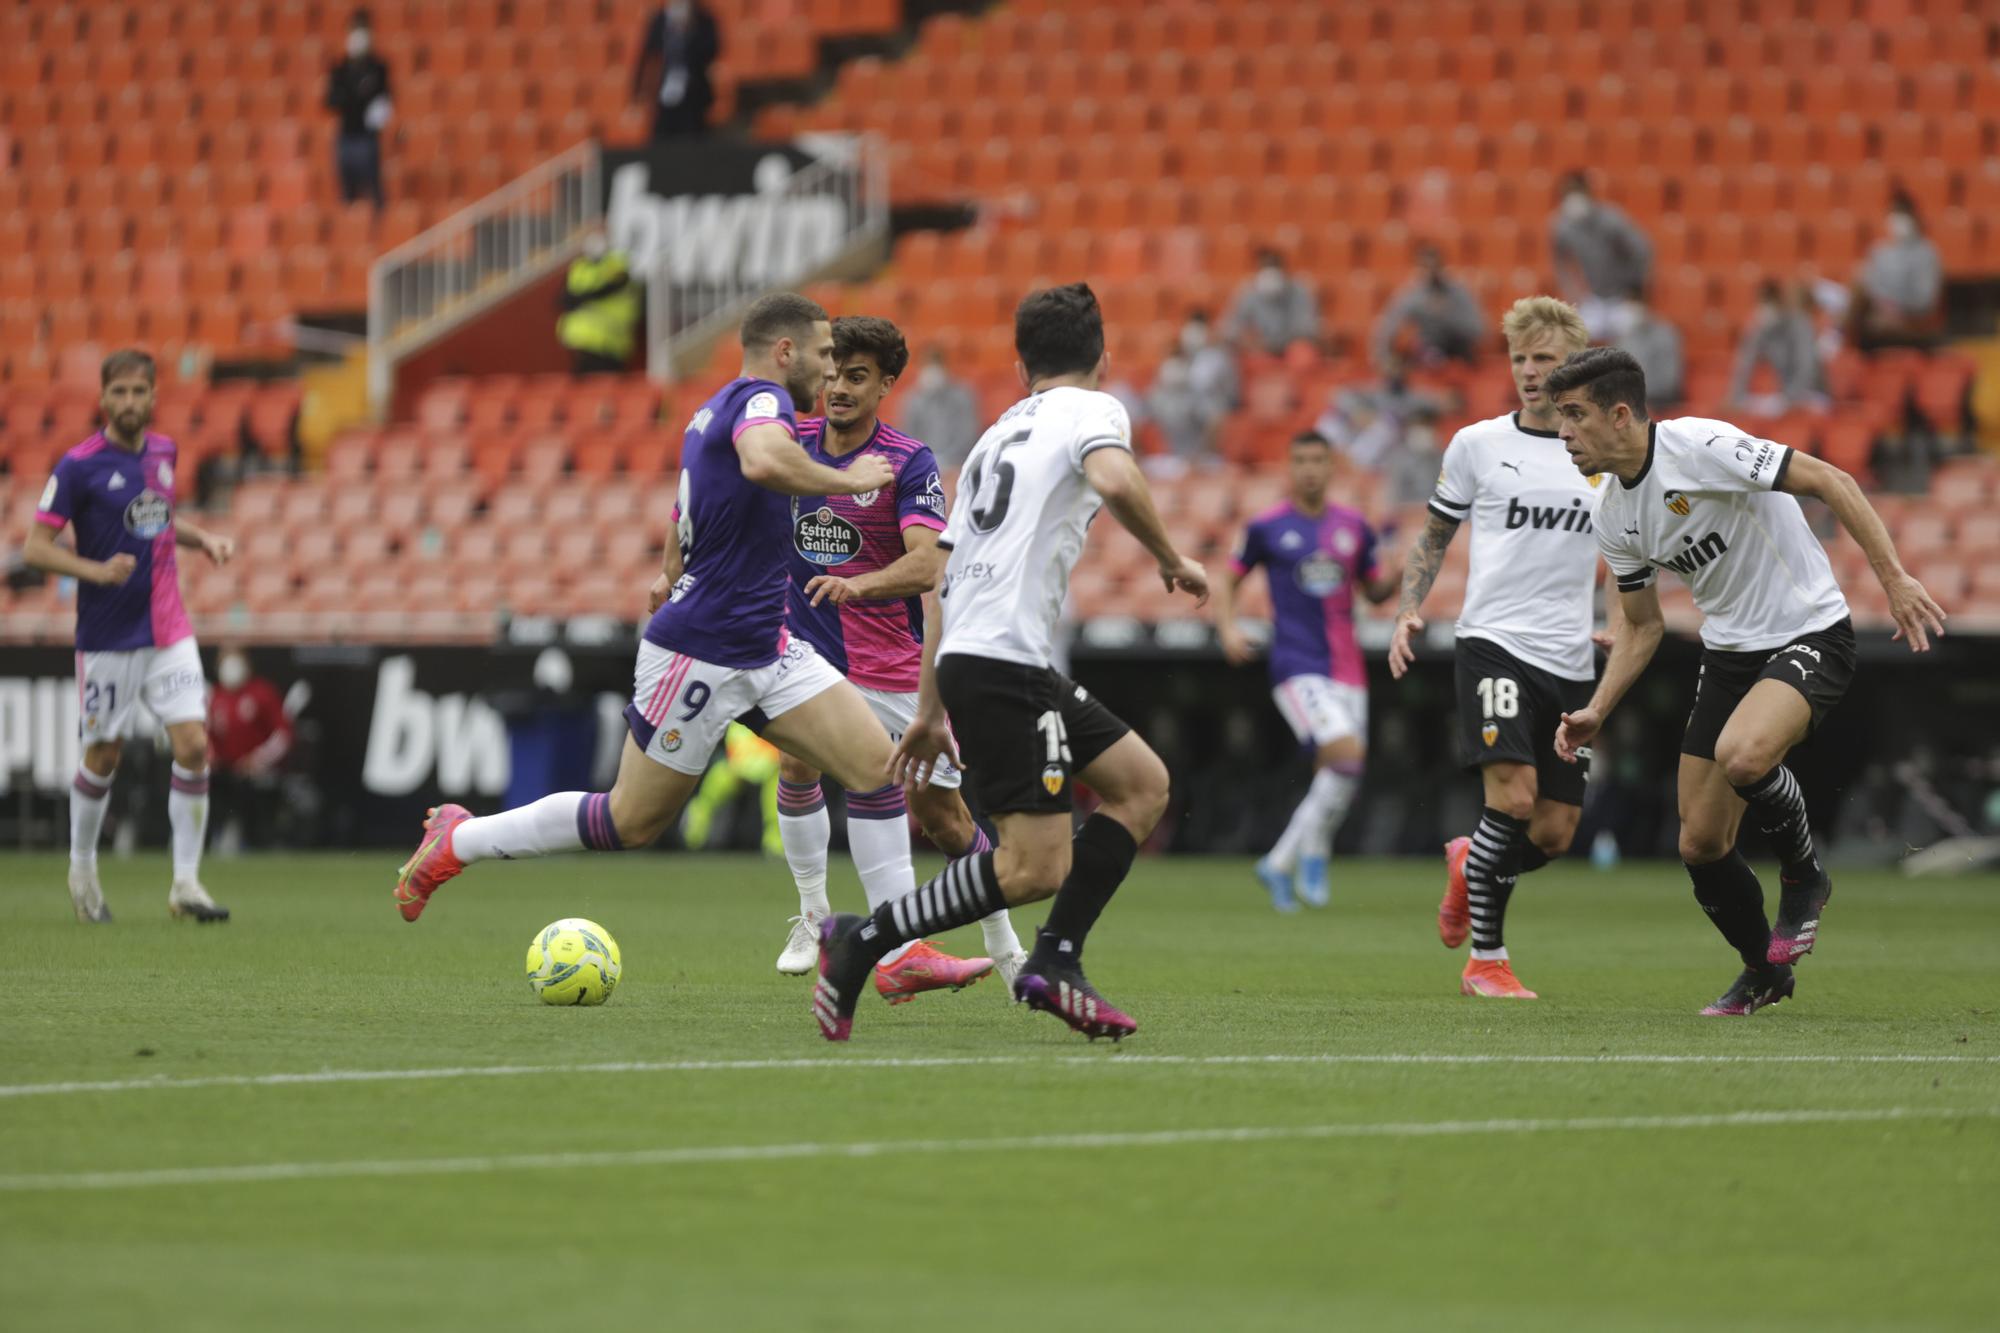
[1386, 509, 1460, 680]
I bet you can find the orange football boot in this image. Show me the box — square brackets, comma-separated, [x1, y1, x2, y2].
[873, 940, 995, 1004]
[395, 804, 471, 922]
[1438, 836, 1471, 948]
[1460, 957, 1539, 999]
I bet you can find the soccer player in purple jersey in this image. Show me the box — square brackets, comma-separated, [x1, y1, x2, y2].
[760, 316, 1025, 996]
[393, 294, 914, 922]
[22, 349, 235, 924]
[1210, 431, 1400, 911]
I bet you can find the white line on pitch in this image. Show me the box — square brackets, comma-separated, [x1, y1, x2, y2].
[0, 1105, 1990, 1193]
[3, 1052, 1997, 1100]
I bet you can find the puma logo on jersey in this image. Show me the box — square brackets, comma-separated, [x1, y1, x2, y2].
[1504, 497, 1593, 533]
[1658, 531, 1729, 575]
[1623, 525, 1640, 535]
[1498, 461, 1521, 474]
[1789, 661, 1815, 681]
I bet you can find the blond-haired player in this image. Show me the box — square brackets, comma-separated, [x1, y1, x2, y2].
[1387, 297, 1609, 998]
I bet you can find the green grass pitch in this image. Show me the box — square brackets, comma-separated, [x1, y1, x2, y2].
[2, 850, 1996, 1331]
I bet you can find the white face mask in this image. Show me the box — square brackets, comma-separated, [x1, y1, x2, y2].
[917, 363, 946, 392]
[1888, 213, 1917, 242]
[218, 656, 249, 689]
[1179, 323, 1207, 354]
[1562, 193, 1591, 220]
[347, 28, 371, 57]
[1255, 268, 1285, 296]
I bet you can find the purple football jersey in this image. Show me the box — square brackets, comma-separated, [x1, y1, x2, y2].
[34, 432, 193, 653]
[783, 418, 946, 692]
[1231, 502, 1380, 687]
[644, 377, 799, 668]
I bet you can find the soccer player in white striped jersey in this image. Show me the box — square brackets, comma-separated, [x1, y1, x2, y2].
[1549, 346, 1945, 1015]
[1388, 297, 1610, 999]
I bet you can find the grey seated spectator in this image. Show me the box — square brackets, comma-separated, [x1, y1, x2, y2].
[1176, 309, 1239, 409]
[1312, 357, 1446, 473]
[1383, 407, 1446, 509]
[898, 348, 980, 466]
[1730, 281, 1829, 416]
[1550, 171, 1653, 338]
[1225, 248, 1320, 355]
[1853, 196, 1944, 350]
[1614, 295, 1685, 412]
[1145, 355, 1216, 462]
[1373, 244, 1485, 368]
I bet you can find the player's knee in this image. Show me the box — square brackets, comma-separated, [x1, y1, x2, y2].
[1714, 743, 1774, 790]
[995, 851, 1066, 903]
[82, 741, 123, 778]
[777, 752, 819, 786]
[172, 732, 210, 771]
[1533, 824, 1576, 858]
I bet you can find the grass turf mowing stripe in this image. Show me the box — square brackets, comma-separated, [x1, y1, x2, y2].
[5, 1051, 1997, 1099]
[2, 1105, 1992, 1193]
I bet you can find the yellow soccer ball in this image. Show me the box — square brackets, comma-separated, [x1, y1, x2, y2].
[525, 918, 622, 1006]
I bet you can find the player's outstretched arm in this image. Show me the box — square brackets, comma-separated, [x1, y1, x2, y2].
[1387, 510, 1459, 679]
[173, 516, 234, 565]
[736, 422, 894, 497]
[807, 526, 944, 607]
[1081, 446, 1207, 605]
[1556, 582, 1665, 762]
[1209, 565, 1254, 665]
[888, 592, 959, 789]
[1778, 451, 1947, 651]
[21, 522, 135, 586]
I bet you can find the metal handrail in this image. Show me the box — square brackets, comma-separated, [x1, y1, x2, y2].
[366, 141, 602, 412]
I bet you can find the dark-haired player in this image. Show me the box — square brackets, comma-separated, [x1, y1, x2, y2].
[394, 294, 908, 918]
[810, 282, 1209, 1042]
[1211, 430, 1398, 911]
[23, 349, 236, 924]
[1549, 346, 1945, 1015]
[759, 314, 1025, 997]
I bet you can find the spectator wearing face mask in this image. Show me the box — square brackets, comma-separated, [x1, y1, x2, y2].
[325, 12, 392, 209]
[206, 648, 295, 853]
[1613, 293, 1685, 412]
[1176, 309, 1240, 410]
[1853, 196, 1944, 350]
[1225, 249, 1321, 355]
[1146, 354, 1216, 462]
[1729, 280, 1829, 416]
[632, 1, 722, 141]
[1550, 172, 1653, 338]
[897, 348, 981, 466]
[1372, 244, 1485, 368]
[557, 226, 641, 376]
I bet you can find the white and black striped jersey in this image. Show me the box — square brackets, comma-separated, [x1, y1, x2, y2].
[1430, 411, 1604, 682]
[1593, 416, 1849, 652]
[937, 386, 1132, 669]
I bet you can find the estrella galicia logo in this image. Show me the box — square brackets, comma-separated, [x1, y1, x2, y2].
[123, 489, 171, 539]
[794, 503, 862, 566]
[1295, 553, 1346, 597]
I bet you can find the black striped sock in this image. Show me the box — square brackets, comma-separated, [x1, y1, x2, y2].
[860, 852, 1005, 957]
[1466, 807, 1528, 952]
[1732, 765, 1814, 868]
[1518, 845, 1551, 874]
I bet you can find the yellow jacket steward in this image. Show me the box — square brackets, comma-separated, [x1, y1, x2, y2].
[557, 253, 640, 361]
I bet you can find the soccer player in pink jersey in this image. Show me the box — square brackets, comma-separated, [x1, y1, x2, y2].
[740, 317, 1025, 994]
[21, 349, 235, 923]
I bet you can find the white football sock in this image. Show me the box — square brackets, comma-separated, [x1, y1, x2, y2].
[979, 908, 1022, 959]
[847, 804, 917, 966]
[777, 779, 831, 916]
[1301, 767, 1361, 861]
[70, 762, 114, 869]
[451, 793, 588, 864]
[167, 764, 210, 882]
